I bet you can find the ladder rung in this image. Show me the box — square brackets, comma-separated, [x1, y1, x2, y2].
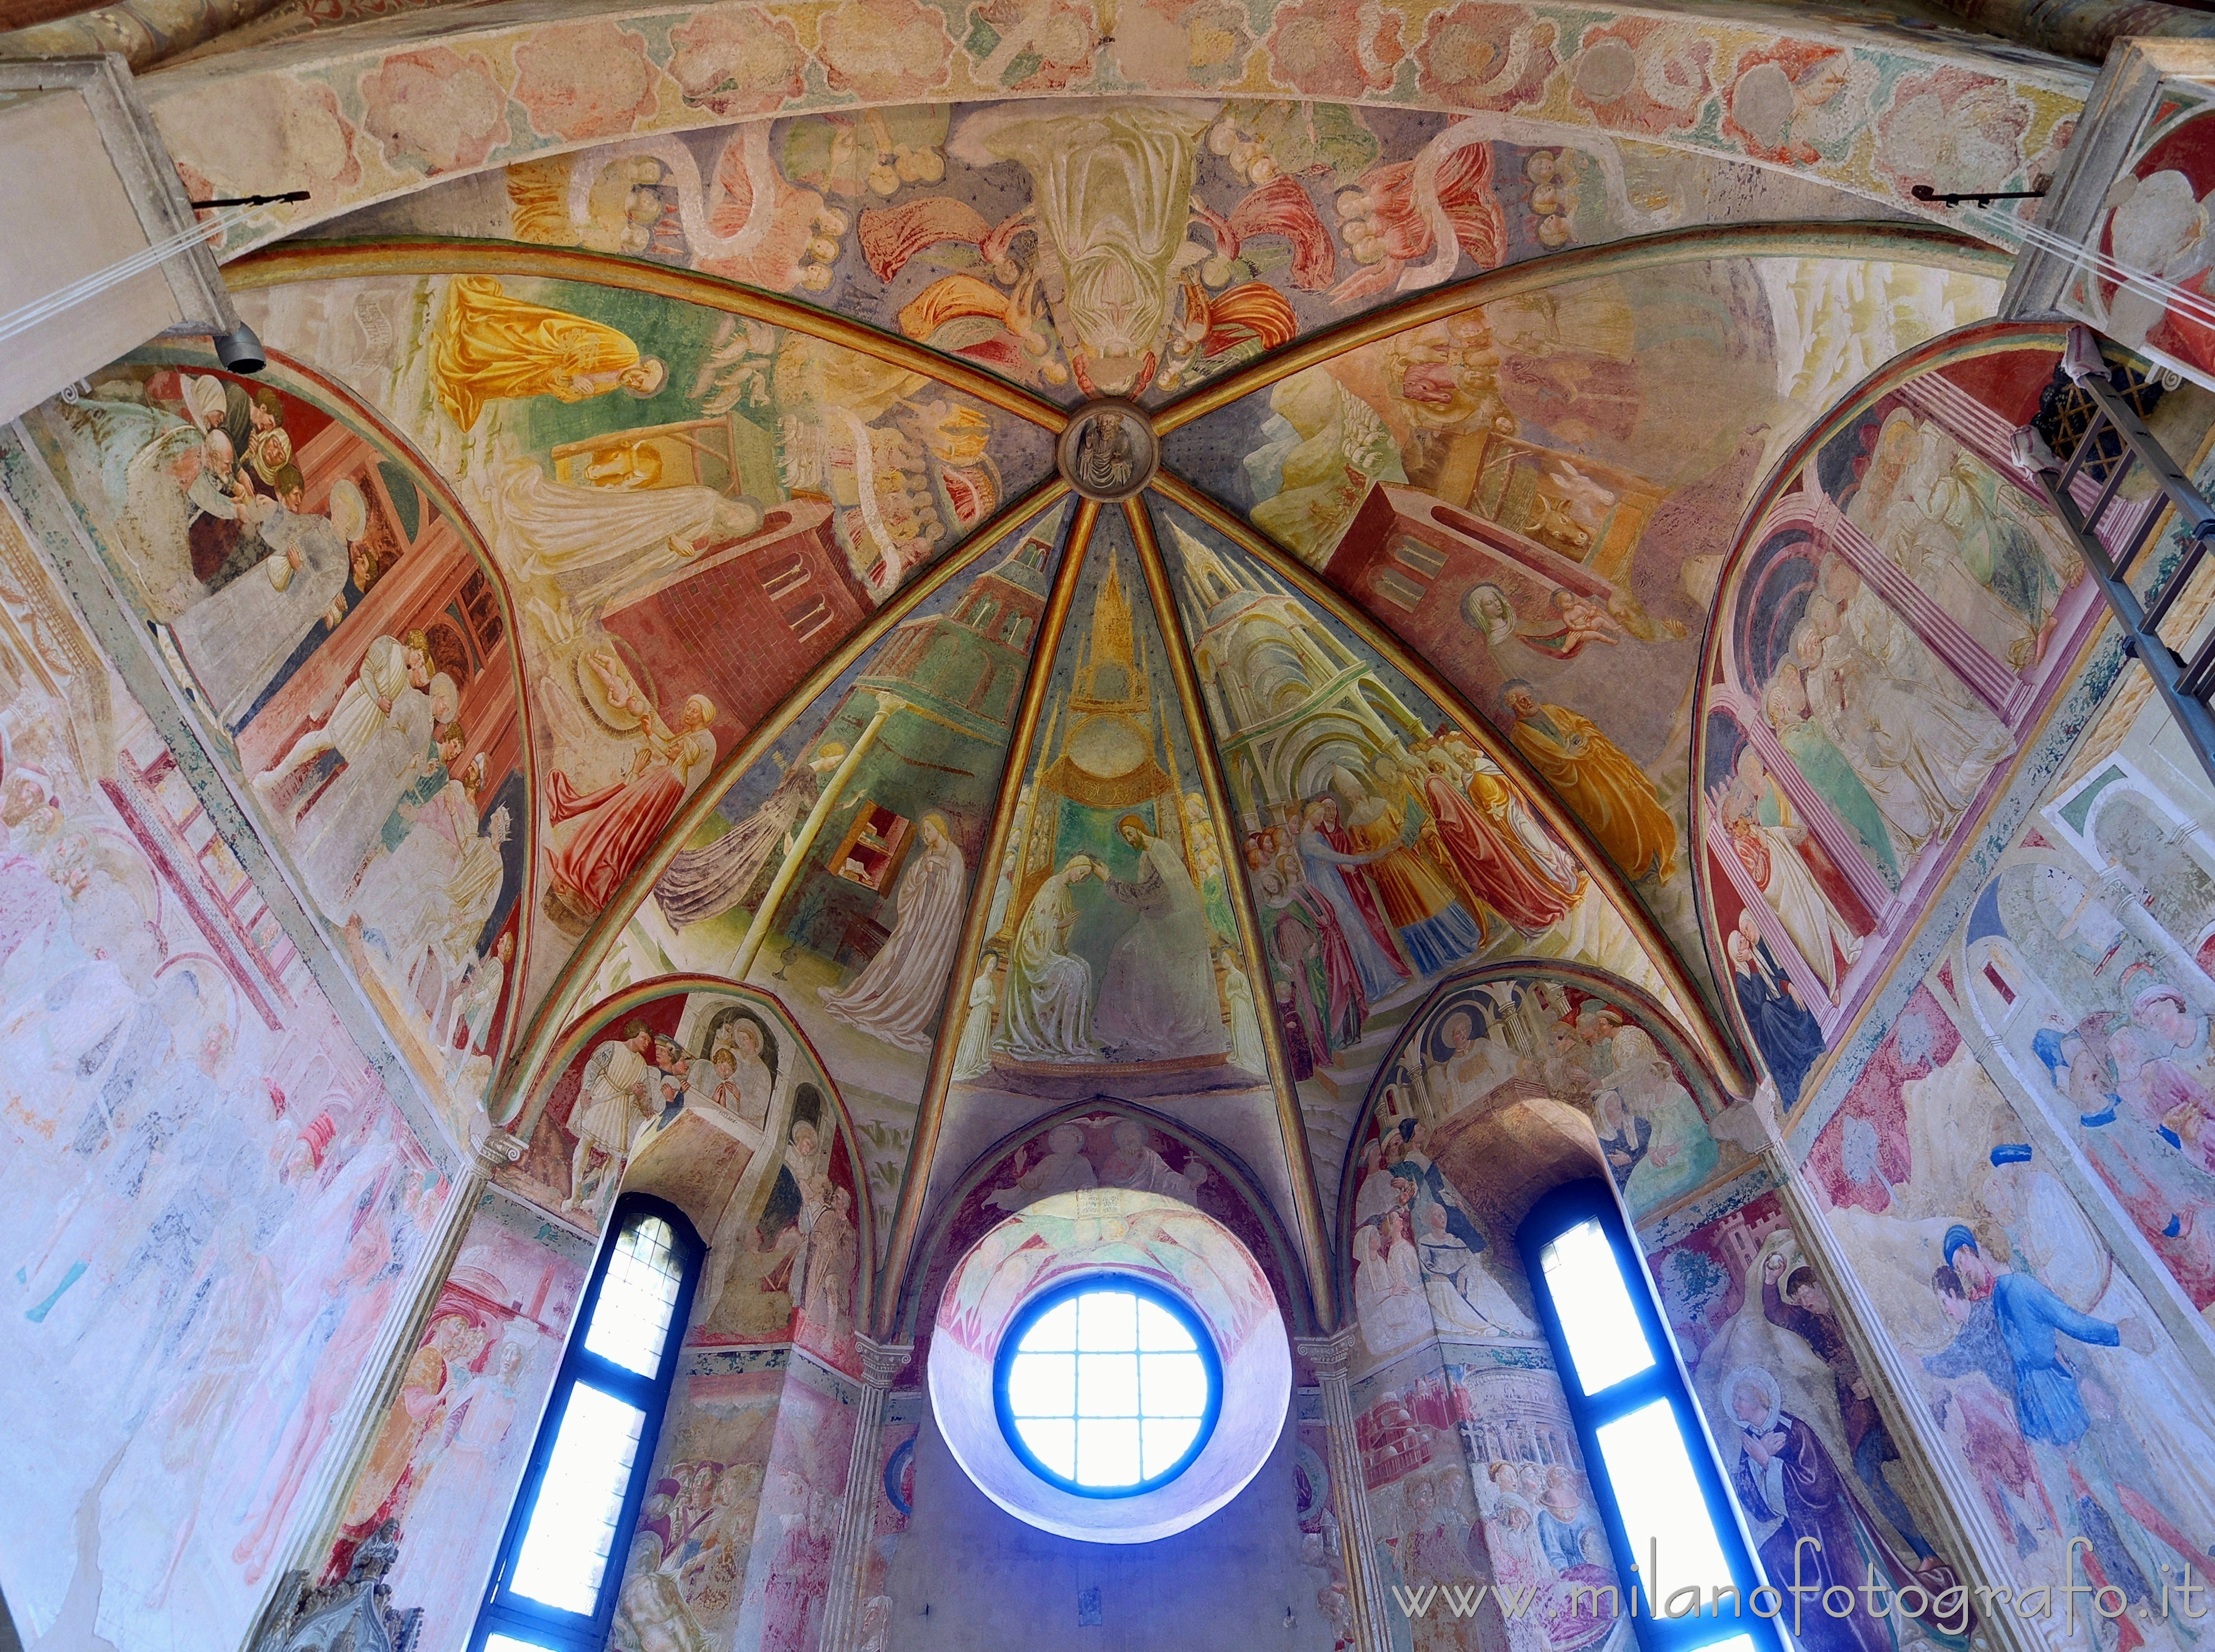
[2111, 493, 2169, 583]
[2082, 452, 2134, 534]
[2056, 414, 2104, 492]
[2179, 627, 2215, 699]
[2145, 530, 2213, 636]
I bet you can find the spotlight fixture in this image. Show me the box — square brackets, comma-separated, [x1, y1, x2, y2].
[210, 322, 266, 375]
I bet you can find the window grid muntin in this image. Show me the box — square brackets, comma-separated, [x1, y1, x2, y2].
[581, 1215, 682, 1377]
[1518, 1181, 1779, 1652]
[472, 1196, 702, 1652]
[995, 1275, 1222, 1498]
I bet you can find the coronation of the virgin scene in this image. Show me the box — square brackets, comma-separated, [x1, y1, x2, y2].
[21, 2, 2215, 1651]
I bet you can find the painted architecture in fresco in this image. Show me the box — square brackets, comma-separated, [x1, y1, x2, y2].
[12, 16, 2215, 1652]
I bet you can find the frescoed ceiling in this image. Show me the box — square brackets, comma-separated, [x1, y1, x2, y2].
[21, 77, 2156, 1334]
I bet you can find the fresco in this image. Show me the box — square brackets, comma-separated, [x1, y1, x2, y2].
[893, 1104, 1308, 1384]
[19, 357, 529, 1135]
[603, 500, 1073, 1225]
[134, 11, 2085, 261]
[0, 527, 448, 1652]
[500, 981, 868, 1374]
[1293, 1403, 1355, 1652]
[1340, 970, 1761, 1372]
[316, 1189, 592, 1643]
[321, 101, 1932, 405]
[1700, 337, 2106, 1117]
[1164, 253, 2003, 1028]
[1154, 500, 1696, 1199]
[942, 512, 1273, 1098]
[1890, 657, 2215, 1325]
[1647, 1181, 1972, 1652]
[235, 268, 1056, 1021]
[1806, 973, 2215, 1652]
[597, 1345, 859, 1652]
[2055, 86, 2215, 398]
[1351, 1342, 1627, 1652]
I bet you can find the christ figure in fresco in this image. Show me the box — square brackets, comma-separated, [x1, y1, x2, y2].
[1095, 816, 1225, 1061]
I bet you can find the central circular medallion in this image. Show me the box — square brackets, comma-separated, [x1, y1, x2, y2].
[1058, 399, 1158, 503]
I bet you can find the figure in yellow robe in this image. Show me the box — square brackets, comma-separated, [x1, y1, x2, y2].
[431, 275, 666, 431]
[1502, 679, 1678, 883]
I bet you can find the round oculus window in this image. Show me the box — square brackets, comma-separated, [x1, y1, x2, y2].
[993, 1274, 1222, 1496]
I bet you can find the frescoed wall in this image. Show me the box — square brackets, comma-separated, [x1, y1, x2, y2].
[1349, 1340, 1627, 1652]
[1643, 1178, 1974, 1652]
[16, 24, 2215, 1652]
[0, 498, 451, 1652]
[315, 104, 1963, 408]
[620, 500, 1073, 1237]
[1697, 333, 2120, 1117]
[18, 355, 530, 1135]
[1164, 250, 2005, 1034]
[1155, 500, 1700, 1206]
[1339, 965, 1766, 1378]
[501, 979, 869, 1376]
[893, 1101, 1313, 1389]
[234, 263, 1056, 1035]
[315, 1188, 592, 1641]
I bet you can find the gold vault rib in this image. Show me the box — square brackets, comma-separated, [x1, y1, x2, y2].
[868, 496, 1103, 1338]
[498, 475, 1073, 1111]
[1123, 493, 1338, 1328]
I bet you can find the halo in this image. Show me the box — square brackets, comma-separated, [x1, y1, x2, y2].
[328, 477, 368, 543]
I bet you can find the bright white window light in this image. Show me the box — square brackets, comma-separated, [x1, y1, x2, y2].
[507, 1383, 647, 1614]
[1595, 1398, 1735, 1601]
[1539, 1217, 1655, 1395]
[1003, 1284, 1214, 1492]
[582, 1215, 681, 1378]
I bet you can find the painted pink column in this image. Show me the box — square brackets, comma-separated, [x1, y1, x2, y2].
[1701, 810, 1843, 1030]
[1807, 493, 2027, 721]
[1718, 686, 1896, 922]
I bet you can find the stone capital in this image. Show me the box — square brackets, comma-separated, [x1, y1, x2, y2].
[857, 1335, 915, 1390]
[1294, 1326, 1361, 1383]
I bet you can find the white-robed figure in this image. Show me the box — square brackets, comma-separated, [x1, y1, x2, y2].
[354, 757, 505, 968]
[819, 813, 966, 1051]
[566, 1021, 659, 1215]
[258, 631, 459, 914]
[493, 456, 763, 624]
[1721, 750, 1863, 1002]
[1353, 1217, 1429, 1357]
[173, 479, 364, 730]
[1414, 1199, 1534, 1336]
[1220, 952, 1269, 1075]
[1095, 815, 1227, 1060]
[949, 954, 1001, 1079]
[995, 856, 1102, 1061]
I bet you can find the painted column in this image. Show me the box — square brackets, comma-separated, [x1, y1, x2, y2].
[1811, 494, 2027, 723]
[729, 689, 905, 981]
[1297, 1329, 1393, 1652]
[820, 1335, 911, 1652]
[1768, 1146, 2045, 1652]
[2099, 864, 2215, 1014]
[1724, 685, 1897, 922]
